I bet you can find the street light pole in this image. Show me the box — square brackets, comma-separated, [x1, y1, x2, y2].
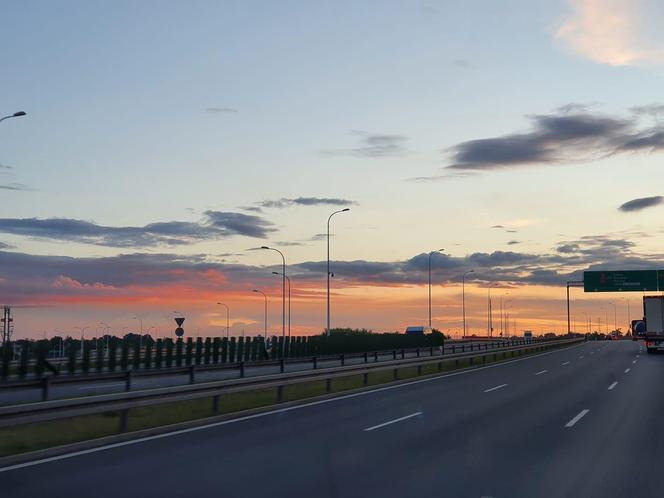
[462, 270, 474, 338]
[0, 111, 26, 123]
[216, 302, 230, 339]
[261, 246, 286, 347]
[133, 316, 143, 350]
[609, 302, 617, 332]
[74, 326, 89, 359]
[428, 248, 444, 328]
[273, 272, 291, 338]
[326, 208, 350, 336]
[252, 289, 268, 338]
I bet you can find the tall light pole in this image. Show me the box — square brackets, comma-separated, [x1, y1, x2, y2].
[623, 298, 631, 333]
[74, 326, 89, 359]
[427, 248, 444, 328]
[0, 111, 26, 123]
[326, 208, 350, 336]
[272, 272, 291, 338]
[216, 302, 230, 339]
[261, 246, 286, 345]
[609, 302, 617, 332]
[462, 270, 474, 338]
[133, 316, 143, 350]
[252, 289, 268, 338]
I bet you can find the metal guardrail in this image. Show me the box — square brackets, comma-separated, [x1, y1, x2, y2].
[0, 338, 583, 432]
[0, 338, 544, 398]
[0, 339, 545, 390]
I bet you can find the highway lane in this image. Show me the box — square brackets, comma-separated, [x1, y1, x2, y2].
[0, 341, 505, 405]
[2, 340, 655, 498]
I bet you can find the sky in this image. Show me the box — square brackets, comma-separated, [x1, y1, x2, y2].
[2, 0, 664, 339]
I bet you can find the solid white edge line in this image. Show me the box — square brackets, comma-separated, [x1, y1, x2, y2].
[565, 409, 590, 428]
[363, 412, 422, 431]
[483, 383, 508, 393]
[0, 341, 586, 473]
[608, 381, 618, 390]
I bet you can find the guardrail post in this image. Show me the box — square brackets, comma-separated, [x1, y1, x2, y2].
[239, 362, 245, 378]
[393, 350, 397, 360]
[279, 359, 285, 373]
[364, 352, 368, 363]
[363, 372, 369, 386]
[340, 354, 345, 366]
[313, 356, 317, 369]
[41, 376, 50, 401]
[452, 345, 456, 354]
[393, 368, 398, 380]
[212, 395, 220, 413]
[125, 370, 132, 391]
[189, 365, 195, 384]
[326, 378, 332, 393]
[374, 351, 378, 362]
[401, 349, 405, 359]
[277, 385, 284, 402]
[416, 348, 420, 358]
[430, 347, 433, 356]
[119, 409, 129, 433]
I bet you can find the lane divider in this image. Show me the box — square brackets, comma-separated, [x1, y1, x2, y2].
[565, 409, 590, 428]
[534, 370, 547, 376]
[608, 381, 618, 391]
[483, 384, 508, 393]
[363, 412, 422, 432]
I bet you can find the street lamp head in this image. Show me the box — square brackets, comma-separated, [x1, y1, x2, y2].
[272, 271, 279, 275]
[13, 111, 26, 117]
[252, 289, 259, 293]
[261, 245, 270, 250]
[342, 208, 350, 212]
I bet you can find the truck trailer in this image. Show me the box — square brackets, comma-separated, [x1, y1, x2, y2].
[643, 296, 664, 354]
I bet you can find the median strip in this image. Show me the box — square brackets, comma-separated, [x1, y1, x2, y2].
[363, 412, 422, 432]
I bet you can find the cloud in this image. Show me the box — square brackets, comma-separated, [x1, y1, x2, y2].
[0, 211, 276, 248]
[324, 133, 407, 158]
[0, 241, 13, 250]
[205, 107, 238, 113]
[618, 195, 664, 212]
[439, 108, 664, 172]
[0, 182, 30, 191]
[259, 197, 357, 209]
[491, 225, 505, 229]
[631, 103, 664, 120]
[240, 206, 263, 213]
[5, 231, 664, 305]
[202, 211, 276, 239]
[555, 0, 664, 67]
[507, 240, 521, 245]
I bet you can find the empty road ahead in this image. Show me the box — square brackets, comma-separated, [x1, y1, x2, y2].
[1, 340, 658, 498]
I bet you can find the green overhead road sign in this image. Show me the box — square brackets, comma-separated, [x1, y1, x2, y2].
[583, 270, 664, 292]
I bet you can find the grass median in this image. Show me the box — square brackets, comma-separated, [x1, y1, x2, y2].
[0, 343, 572, 458]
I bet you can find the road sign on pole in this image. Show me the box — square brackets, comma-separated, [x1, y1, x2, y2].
[583, 270, 662, 292]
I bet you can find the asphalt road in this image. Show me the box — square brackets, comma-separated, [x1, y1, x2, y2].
[0, 341, 498, 405]
[2, 339, 657, 498]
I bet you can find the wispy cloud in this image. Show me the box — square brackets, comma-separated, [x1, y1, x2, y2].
[0, 211, 276, 248]
[324, 132, 407, 158]
[0, 182, 30, 191]
[618, 195, 664, 212]
[555, 0, 664, 67]
[205, 107, 238, 114]
[259, 197, 357, 209]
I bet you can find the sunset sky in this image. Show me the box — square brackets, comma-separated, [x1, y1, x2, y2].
[2, 0, 664, 339]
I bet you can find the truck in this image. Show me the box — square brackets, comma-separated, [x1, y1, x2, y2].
[642, 296, 664, 354]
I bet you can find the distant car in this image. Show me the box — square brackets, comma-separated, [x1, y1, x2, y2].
[523, 331, 533, 342]
[405, 326, 432, 336]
